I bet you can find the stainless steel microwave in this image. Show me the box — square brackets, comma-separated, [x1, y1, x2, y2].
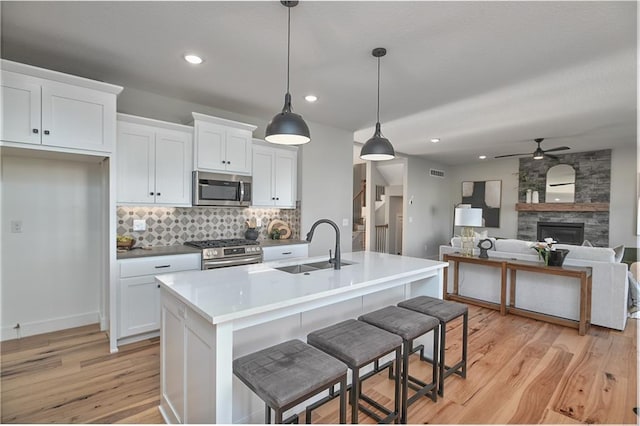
[192, 171, 252, 207]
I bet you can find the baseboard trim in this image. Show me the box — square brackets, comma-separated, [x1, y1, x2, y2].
[1, 311, 100, 341]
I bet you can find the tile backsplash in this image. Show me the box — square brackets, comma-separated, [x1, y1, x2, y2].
[117, 204, 300, 246]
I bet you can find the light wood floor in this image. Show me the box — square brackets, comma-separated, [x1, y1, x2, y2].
[1, 306, 637, 424]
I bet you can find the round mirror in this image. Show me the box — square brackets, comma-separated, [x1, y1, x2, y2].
[545, 164, 575, 203]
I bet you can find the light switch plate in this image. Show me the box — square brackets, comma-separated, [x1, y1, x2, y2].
[10, 220, 22, 233]
[342, 218, 349, 227]
[133, 219, 146, 231]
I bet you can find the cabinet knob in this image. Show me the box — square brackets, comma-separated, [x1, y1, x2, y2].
[272, 197, 275, 200]
[150, 192, 155, 196]
[222, 160, 226, 164]
[227, 161, 231, 165]
[43, 130, 50, 135]
[157, 284, 161, 288]
[32, 129, 39, 134]
[276, 197, 279, 200]
[156, 192, 161, 196]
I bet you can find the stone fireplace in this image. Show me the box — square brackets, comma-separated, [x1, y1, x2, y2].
[517, 149, 611, 247]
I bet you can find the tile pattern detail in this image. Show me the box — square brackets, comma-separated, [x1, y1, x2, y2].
[517, 149, 611, 246]
[117, 204, 300, 245]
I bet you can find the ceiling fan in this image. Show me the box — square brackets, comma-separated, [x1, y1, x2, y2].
[495, 138, 570, 160]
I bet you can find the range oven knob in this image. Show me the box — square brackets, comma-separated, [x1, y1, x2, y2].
[213, 250, 218, 256]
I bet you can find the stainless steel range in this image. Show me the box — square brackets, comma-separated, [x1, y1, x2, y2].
[184, 239, 263, 270]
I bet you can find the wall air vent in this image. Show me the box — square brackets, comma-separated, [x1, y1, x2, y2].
[429, 169, 445, 178]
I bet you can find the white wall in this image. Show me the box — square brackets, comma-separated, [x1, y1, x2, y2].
[609, 144, 639, 248]
[1, 155, 103, 340]
[403, 156, 452, 259]
[299, 122, 353, 257]
[449, 158, 520, 238]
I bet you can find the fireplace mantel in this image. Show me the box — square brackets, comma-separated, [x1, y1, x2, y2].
[515, 203, 609, 212]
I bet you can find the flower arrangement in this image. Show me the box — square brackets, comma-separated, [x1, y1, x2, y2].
[530, 237, 557, 266]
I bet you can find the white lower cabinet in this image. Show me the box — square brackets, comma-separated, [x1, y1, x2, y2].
[262, 243, 309, 261]
[118, 253, 200, 341]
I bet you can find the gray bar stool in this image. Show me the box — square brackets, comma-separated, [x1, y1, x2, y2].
[359, 306, 439, 424]
[307, 319, 402, 424]
[398, 296, 468, 397]
[233, 339, 348, 424]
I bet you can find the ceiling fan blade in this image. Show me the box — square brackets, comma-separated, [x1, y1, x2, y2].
[494, 152, 530, 159]
[543, 146, 570, 153]
[545, 153, 559, 160]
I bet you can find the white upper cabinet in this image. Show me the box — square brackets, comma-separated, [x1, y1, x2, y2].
[192, 112, 256, 175]
[117, 114, 193, 206]
[0, 61, 122, 154]
[251, 141, 297, 208]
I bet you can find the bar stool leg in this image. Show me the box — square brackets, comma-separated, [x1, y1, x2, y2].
[401, 342, 409, 423]
[339, 376, 347, 424]
[265, 404, 271, 424]
[275, 408, 283, 424]
[462, 311, 468, 379]
[395, 348, 401, 424]
[351, 367, 360, 424]
[438, 321, 446, 397]
[431, 325, 439, 402]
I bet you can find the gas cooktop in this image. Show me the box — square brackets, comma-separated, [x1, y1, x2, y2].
[184, 239, 260, 249]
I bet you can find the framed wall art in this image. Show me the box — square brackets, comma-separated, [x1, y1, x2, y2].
[461, 180, 502, 228]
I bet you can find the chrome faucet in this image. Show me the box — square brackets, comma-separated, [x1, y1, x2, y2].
[305, 219, 341, 270]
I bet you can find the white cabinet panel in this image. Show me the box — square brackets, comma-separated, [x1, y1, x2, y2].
[155, 130, 191, 205]
[192, 113, 256, 175]
[120, 276, 160, 337]
[0, 71, 40, 145]
[161, 296, 186, 423]
[42, 81, 113, 152]
[251, 142, 297, 208]
[251, 147, 275, 206]
[262, 244, 308, 261]
[118, 254, 200, 341]
[194, 121, 225, 171]
[116, 115, 192, 206]
[1, 68, 116, 153]
[116, 122, 155, 204]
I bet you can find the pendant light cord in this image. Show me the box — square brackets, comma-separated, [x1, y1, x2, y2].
[286, 6, 291, 95]
[376, 56, 381, 123]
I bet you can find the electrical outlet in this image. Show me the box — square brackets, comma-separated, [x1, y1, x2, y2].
[342, 218, 349, 227]
[11, 220, 22, 233]
[133, 219, 146, 232]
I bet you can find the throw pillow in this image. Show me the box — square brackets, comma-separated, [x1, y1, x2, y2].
[581, 240, 593, 247]
[613, 245, 625, 263]
[474, 230, 488, 239]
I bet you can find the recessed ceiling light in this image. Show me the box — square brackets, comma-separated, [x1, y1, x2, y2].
[184, 54, 203, 65]
[479, 155, 487, 159]
[304, 95, 318, 103]
[430, 138, 440, 143]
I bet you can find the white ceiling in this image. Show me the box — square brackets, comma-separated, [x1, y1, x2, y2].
[2, 1, 636, 165]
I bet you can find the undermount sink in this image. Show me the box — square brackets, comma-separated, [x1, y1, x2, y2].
[275, 260, 354, 274]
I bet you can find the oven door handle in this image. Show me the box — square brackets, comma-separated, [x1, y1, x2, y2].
[203, 255, 262, 268]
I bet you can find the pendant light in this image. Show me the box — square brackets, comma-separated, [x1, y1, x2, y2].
[265, 0, 310, 145]
[360, 47, 395, 161]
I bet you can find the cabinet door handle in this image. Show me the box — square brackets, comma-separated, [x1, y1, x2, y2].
[155, 265, 171, 269]
[43, 130, 50, 135]
[282, 251, 292, 255]
[32, 129, 39, 134]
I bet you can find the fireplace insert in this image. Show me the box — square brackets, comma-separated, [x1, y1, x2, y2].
[537, 222, 584, 245]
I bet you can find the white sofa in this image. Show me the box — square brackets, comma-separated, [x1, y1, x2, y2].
[440, 238, 629, 331]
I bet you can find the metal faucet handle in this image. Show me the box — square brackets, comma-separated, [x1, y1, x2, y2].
[328, 249, 335, 264]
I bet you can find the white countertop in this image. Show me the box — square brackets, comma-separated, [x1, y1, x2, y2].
[156, 251, 447, 326]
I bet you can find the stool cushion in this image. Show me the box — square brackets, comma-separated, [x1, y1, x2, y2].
[399, 296, 467, 322]
[307, 319, 402, 368]
[233, 339, 347, 409]
[359, 306, 439, 341]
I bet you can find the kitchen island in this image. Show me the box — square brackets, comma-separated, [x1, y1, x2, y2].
[156, 251, 447, 424]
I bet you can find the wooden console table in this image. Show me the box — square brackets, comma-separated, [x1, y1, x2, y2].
[442, 254, 508, 315]
[442, 253, 592, 335]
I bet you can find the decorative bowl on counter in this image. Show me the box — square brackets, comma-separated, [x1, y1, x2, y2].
[116, 236, 136, 250]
